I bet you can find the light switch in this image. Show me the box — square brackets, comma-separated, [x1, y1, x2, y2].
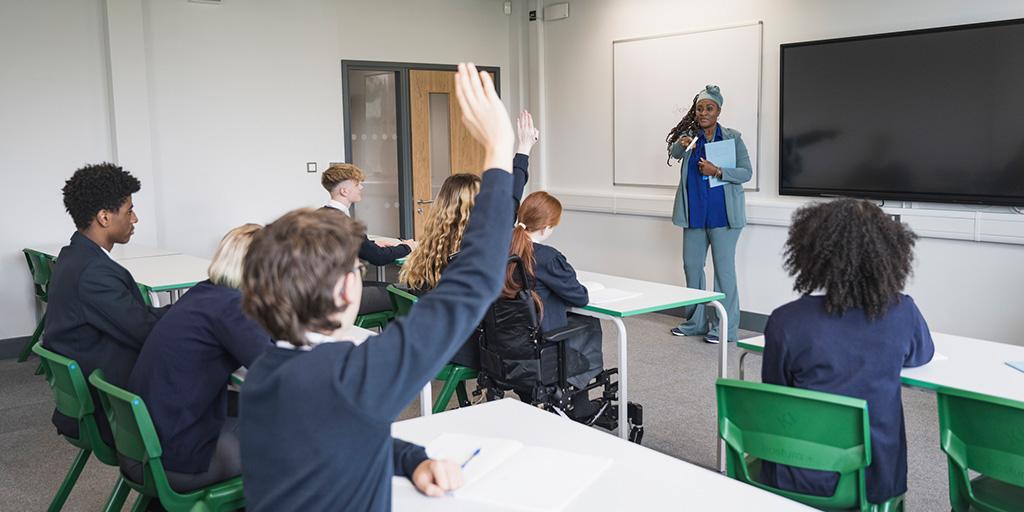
[306, 162, 317, 173]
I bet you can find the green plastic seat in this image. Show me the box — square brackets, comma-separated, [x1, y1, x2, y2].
[386, 284, 478, 413]
[19, 249, 55, 362]
[355, 309, 395, 331]
[936, 386, 1024, 511]
[716, 378, 904, 511]
[88, 369, 244, 512]
[32, 342, 131, 512]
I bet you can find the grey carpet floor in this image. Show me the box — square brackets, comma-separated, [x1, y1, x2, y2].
[1, 313, 949, 510]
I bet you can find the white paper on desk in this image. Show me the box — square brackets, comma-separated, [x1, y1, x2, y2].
[931, 352, 948, 361]
[419, 434, 612, 512]
[704, 139, 735, 188]
[587, 286, 640, 305]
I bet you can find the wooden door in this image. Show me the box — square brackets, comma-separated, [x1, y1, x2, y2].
[409, 69, 492, 237]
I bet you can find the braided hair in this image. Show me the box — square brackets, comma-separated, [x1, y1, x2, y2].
[664, 94, 699, 165]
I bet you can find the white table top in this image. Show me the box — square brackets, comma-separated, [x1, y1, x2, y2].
[573, 270, 725, 317]
[391, 399, 813, 511]
[738, 332, 1024, 403]
[118, 254, 211, 291]
[31, 243, 180, 261]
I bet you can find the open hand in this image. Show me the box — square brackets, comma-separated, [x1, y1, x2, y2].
[400, 239, 418, 251]
[516, 110, 540, 155]
[454, 63, 514, 173]
[411, 459, 464, 497]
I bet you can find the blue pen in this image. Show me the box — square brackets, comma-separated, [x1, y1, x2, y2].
[460, 448, 481, 469]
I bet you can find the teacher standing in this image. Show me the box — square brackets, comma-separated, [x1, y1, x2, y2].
[666, 85, 751, 343]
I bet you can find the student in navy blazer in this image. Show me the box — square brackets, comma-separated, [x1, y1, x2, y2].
[504, 191, 603, 392]
[43, 163, 168, 442]
[398, 110, 538, 368]
[237, 64, 515, 511]
[128, 224, 272, 492]
[760, 199, 934, 506]
[319, 162, 417, 315]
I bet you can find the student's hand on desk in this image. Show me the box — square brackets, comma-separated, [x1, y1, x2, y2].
[515, 110, 540, 155]
[374, 239, 400, 248]
[400, 239, 418, 251]
[454, 62, 514, 173]
[411, 459, 464, 497]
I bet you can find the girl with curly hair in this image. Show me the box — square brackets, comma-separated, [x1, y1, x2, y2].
[398, 110, 539, 367]
[760, 198, 934, 506]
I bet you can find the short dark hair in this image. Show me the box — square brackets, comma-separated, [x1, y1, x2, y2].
[62, 163, 141, 230]
[784, 198, 917, 318]
[242, 208, 366, 344]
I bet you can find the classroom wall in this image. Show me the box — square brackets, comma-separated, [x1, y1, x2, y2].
[0, 0, 515, 340]
[531, 0, 1024, 345]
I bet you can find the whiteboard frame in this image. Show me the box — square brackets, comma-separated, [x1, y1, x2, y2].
[611, 20, 763, 191]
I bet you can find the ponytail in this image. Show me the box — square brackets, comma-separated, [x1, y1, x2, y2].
[503, 223, 543, 319]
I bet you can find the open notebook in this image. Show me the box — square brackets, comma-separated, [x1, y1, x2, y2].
[581, 281, 640, 305]
[396, 433, 612, 511]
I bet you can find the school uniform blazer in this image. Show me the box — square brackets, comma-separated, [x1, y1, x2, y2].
[532, 243, 589, 333]
[318, 206, 412, 266]
[44, 231, 168, 437]
[129, 280, 272, 474]
[239, 169, 515, 512]
[669, 126, 752, 228]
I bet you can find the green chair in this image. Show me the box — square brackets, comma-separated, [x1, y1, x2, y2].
[88, 370, 244, 512]
[937, 386, 1024, 511]
[32, 342, 131, 512]
[716, 378, 904, 511]
[355, 310, 394, 331]
[386, 284, 477, 413]
[19, 249, 55, 362]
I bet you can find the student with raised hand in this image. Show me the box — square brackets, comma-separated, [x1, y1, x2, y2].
[237, 62, 516, 511]
[398, 110, 538, 367]
[320, 163, 417, 315]
[127, 224, 272, 493]
[760, 198, 934, 506]
[44, 163, 168, 442]
[503, 191, 603, 417]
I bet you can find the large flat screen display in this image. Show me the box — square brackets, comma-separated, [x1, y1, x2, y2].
[779, 19, 1024, 206]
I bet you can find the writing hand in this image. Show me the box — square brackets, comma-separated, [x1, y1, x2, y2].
[411, 459, 464, 497]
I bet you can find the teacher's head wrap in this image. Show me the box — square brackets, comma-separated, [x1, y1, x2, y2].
[696, 85, 723, 107]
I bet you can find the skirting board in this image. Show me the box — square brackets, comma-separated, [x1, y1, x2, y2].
[0, 336, 31, 360]
[551, 190, 1024, 246]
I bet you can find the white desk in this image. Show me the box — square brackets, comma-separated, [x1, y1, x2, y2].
[737, 332, 1024, 403]
[391, 399, 813, 511]
[31, 243, 179, 261]
[571, 271, 726, 450]
[118, 254, 211, 305]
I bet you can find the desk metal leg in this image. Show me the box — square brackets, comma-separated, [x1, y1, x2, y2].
[709, 300, 728, 473]
[420, 384, 432, 417]
[738, 350, 750, 381]
[376, 265, 386, 282]
[571, 309, 628, 440]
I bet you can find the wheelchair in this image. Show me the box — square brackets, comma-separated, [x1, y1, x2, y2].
[474, 257, 645, 444]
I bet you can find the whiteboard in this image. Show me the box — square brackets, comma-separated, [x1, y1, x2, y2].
[613, 22, 762, 189]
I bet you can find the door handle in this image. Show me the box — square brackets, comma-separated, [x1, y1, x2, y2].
[416, 199, 434, 205]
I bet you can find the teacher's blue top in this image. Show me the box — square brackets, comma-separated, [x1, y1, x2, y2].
[686, 125, 728, 229]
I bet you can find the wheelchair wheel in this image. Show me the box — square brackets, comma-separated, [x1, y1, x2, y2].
[628, 425, 644, 445]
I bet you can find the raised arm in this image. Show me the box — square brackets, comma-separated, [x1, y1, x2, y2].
[512, 110, 538, 206]
[340, 63, 517, 420]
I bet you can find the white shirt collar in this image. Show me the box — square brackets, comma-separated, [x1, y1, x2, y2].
[326, 199, 351, 217]
[275, 328, 369, 351]
[101, 246, 115, 260]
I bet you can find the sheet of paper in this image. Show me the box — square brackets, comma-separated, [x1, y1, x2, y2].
[587, 287, 640, 305]
[455, 446, 612, 512]
[425, 433, 524, 486]
[704, 139, 735, 188]
[580, 281, 605, 292]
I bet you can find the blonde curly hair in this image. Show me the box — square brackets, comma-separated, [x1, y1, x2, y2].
[399, 173, 481, 290]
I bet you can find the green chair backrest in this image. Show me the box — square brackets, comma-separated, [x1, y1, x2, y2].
[386, 284, 418, 317]
[716, 378, 873, 510]
[937, 387, 1024, 511]
[88, 369, 173, 499]
[32, 342, 118, 464]
[23, 248, 54, 302]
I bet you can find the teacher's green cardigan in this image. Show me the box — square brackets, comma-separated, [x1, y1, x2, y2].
[669, 126, 752, 228]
